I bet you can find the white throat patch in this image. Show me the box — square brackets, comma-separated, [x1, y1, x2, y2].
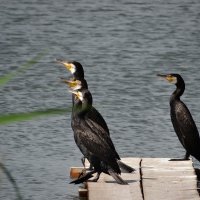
[71, 64, 76, 74]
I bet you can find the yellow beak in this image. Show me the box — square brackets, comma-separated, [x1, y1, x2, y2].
[62, 79, 81, 90]
[157, 74, 177, 83]
[56, 59, 74, 72]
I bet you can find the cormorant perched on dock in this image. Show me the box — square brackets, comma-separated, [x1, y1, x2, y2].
[58, 60, 135, 173]
[158, 73, 200, 162]
[68, 88, 128, 184]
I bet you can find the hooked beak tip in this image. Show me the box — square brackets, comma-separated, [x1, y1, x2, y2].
[157, 74, 166, 78]
[59, 77, 70, 84]
[56, 58, 63, 63]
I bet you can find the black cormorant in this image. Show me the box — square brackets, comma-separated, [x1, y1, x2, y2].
[68, 88, 128, 184]
[158, 73, 200, 161]
[57, 59, 109, 169]
[58, 60, 134, 173]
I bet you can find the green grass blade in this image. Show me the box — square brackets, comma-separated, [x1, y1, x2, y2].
[0, 50, 47, 87]
[0, 72, 16, 85]
[0, 108, 71, 125]
[0, 162, 24, 200]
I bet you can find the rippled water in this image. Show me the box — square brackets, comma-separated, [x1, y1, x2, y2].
[1, 0, 200, 199]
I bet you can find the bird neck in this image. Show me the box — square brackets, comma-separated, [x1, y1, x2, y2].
[74, 73, 84, 81]
[80, 100, 92, 116]
[74, 91, 93, 117]
[78, 78, 88, 90]
[170, 82, 185, 103]
[72, 95, 82, 113]
[74, 98, 92, 117]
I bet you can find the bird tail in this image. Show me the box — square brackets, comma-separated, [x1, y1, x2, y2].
[70, 170, 95, 184]
[117, 160, 136, 173]
[108, 169, 128, 185]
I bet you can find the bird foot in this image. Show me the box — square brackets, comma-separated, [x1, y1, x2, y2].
[78, 169, 87, 178]
[81, 157, 86, 168]
[87, 178, 98, 182]
[169, 158, 190, 161]
[87, 173, 100, 182]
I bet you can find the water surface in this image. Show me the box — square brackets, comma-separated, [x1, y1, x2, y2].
[1, 0, 200, 199]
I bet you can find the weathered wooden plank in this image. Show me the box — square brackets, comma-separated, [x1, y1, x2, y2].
[87, 157, 143, 200]
[72, 157, 199, 199]
[87, 183, 132, 200]
[78, 188, 88, 198]
[142, 158, 200, 200]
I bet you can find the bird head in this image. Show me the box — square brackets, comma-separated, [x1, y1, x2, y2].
[61, 78, 82, 91]
[56, 59, 84, 79]
[157, 73, 183, 85]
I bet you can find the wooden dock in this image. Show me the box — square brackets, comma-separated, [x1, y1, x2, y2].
[70, 158, 200, 200]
